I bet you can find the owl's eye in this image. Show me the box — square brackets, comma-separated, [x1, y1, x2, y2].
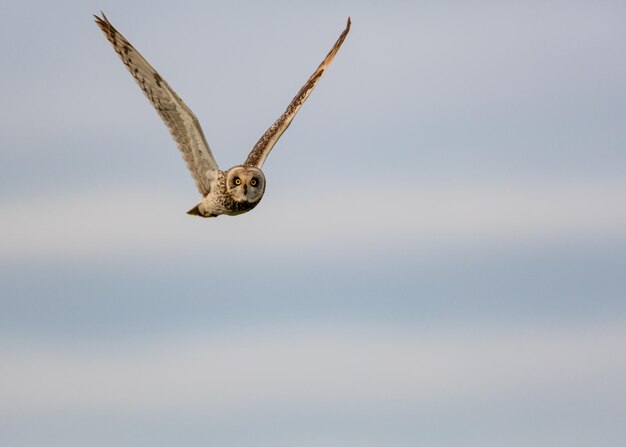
[234, 177, 242, 185]
[250, 178, 258, 187]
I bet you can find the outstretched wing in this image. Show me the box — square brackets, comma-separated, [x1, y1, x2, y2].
[244, 18, 351, 168]
[94, 13, 219, 195]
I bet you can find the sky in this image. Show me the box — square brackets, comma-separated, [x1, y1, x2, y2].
[1, 0, 626, 446]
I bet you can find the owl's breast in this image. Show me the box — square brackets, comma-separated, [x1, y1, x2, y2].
[198, 174, 263, 217]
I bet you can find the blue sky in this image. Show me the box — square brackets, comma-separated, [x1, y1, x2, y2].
[1, 1, 626, 446]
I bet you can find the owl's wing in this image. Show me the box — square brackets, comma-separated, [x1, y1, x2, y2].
[94, 13, 219, 196]
[244, 18, 351, 168]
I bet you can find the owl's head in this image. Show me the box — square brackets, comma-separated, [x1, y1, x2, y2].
[225, 166, 266, 203]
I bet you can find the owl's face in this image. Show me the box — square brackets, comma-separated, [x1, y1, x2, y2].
[225, 166, 266, 203]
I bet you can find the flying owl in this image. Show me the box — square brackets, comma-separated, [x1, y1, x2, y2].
[94, 13, 350, 217]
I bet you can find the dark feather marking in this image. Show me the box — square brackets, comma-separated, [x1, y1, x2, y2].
[154, 72, 163, 87]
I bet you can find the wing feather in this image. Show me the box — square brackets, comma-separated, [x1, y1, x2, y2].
[94, 13, 219, 195]
[244, 18, 351, 168]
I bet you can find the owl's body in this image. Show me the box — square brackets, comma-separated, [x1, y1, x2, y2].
[188, 166, 266, 217]
[94, 13, 350, 218]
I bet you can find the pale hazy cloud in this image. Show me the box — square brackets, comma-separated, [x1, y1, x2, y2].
[2, 322, 625, 413]
[2, 177, 625, 262]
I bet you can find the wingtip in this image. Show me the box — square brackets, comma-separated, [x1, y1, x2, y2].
[93, 11, 109, 25]
[342, 17, 351, 36]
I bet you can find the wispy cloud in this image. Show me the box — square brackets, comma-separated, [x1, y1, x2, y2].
[2, 177, 625, 262]
[2, 322, 625, 414]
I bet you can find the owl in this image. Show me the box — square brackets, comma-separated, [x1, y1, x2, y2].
[94, 13, 350, 217]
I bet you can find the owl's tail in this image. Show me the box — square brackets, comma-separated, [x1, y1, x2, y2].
[187, 204, 216, 218]
[187, 204, 203, 216]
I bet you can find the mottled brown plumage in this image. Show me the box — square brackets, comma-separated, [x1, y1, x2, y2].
[94, 12, 350, 217]
[94, 13, 219, 196]
[244, 17, 351, 168]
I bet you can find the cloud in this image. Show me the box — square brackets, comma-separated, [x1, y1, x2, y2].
[2, 176, 625, 262]
[2, 321, 624, 414]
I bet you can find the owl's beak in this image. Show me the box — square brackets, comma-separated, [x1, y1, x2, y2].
[243, 184, 248, 195]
